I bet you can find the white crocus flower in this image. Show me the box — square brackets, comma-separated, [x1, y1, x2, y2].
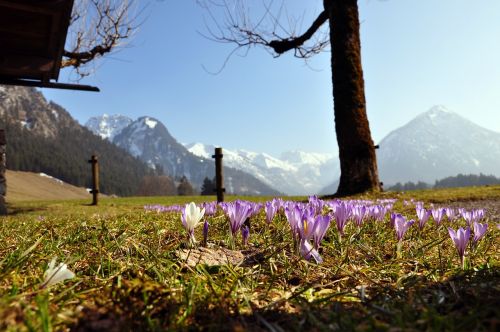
[181, 202, 205, 244]
[41, 258, 75, 288]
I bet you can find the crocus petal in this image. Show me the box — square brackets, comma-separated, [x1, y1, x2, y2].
[300, 240, 323, 264]
[42, 258, 75, 288]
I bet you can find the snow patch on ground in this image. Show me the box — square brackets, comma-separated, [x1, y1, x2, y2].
[39, 173, 64, 185]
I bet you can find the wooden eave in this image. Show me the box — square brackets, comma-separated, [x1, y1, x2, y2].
[0, 0, 99, 91]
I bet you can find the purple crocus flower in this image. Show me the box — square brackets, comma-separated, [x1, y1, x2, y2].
[431, 208, 445, 226]
[225, 201, 252, 237]
[308, 196, 325, 215]
[265, 201, 277, 224]
[311, 215, 331, 249]
[297, 209, 315, 241]
[448, 226, 470, 268]
[394, 216, 414, 241]
[416, 207, 432, 230]
[249, 203, 262, 218]
[333, 202, 351, 236]
[299, 239, 323, 264]
[445, 207, 456, 221]
[370, 205, 387, 221]
[461, 210, 473, 225]
[285, 204, 302, 240]
[352, 205, 367, 227]
[241, 226, 250, 246]
[201, 202, 217, 216]
[461, 209, 485, 226]
[472, 222, 488, 244]
[389, 212, 399, 228]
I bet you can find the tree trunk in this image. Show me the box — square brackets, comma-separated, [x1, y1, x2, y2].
[326, 0, 380, 196]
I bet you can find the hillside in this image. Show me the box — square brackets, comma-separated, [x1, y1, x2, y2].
[0, 85, 152, 196]
[5, 170, 91, 202]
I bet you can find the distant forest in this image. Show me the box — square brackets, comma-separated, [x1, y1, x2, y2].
[1, 120, 153, 196]
[387, 173, 500, 191]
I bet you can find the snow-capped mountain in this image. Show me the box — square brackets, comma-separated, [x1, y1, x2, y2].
[86, 113, 340, 195]
[184, 143, 339, 195]
[85, 114, 132, 140]
[90, 105, 500, 195]
[377, 105, 500, 185]
[110, 117, 281, 196]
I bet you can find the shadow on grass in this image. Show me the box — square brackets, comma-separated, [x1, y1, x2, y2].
[70, 267, 499, 332]
[6, 205, 48, 216]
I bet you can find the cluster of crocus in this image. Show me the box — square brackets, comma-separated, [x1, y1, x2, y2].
[221, 200, 254, 238]
[448, 221, 488, 269]
[285, 202, 331, 263]
[460, 209, 485, 226]
[144, 204, 183, 213]
[172, 197, 490, 268]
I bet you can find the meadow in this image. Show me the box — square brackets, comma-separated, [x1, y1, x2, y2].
[1, 186, 499, 331]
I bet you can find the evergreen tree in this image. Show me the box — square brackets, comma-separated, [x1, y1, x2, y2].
[200, 177, 215, 195]
[177, 176, 195, 196]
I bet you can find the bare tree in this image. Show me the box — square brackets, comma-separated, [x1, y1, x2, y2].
[62, 0, 142, 78]
[200, 0, 381, 196]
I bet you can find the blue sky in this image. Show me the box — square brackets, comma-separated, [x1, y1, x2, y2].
[43, 0, 500, 157]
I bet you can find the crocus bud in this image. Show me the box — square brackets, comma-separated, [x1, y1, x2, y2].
[203, 220, 209, 247]
[241, 226, 250, 246]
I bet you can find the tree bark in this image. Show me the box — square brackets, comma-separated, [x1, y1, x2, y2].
[326, 0, 380, 196]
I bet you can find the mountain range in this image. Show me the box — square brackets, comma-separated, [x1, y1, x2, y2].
[87, 105, 500, 194]
[86, 115, 281, 196]
[4, 84, 496, 197]
[86, 115, 340, 195]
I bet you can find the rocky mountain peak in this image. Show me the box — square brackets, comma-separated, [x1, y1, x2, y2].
[85, 114, 132, 140]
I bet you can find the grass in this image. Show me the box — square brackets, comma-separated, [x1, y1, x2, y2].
[1, 186, 499, 331]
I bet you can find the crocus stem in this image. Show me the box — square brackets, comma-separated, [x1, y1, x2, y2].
[229, 233, 236, 250]
[396, 240, 402, 259]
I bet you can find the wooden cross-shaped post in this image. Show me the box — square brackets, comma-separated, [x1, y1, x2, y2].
[212, 147, 225, 203]
[88, 155, 99, 205]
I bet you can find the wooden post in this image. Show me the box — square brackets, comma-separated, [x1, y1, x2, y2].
[212, 147, 225, 203]
[88, 155, 99, 205]
[0, 130, 7, 215]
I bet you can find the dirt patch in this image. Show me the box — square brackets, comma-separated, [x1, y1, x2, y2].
[177, 247, 246, 267]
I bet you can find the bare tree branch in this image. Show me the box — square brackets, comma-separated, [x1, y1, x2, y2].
[62, 0, 143, 79]
[199, 0, 330, 64]
[268, 10, 328, 55]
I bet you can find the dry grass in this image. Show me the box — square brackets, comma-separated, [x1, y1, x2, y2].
[5, 170, 90, 203]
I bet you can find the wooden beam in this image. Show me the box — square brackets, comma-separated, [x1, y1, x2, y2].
[0, 78, 100, 92]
